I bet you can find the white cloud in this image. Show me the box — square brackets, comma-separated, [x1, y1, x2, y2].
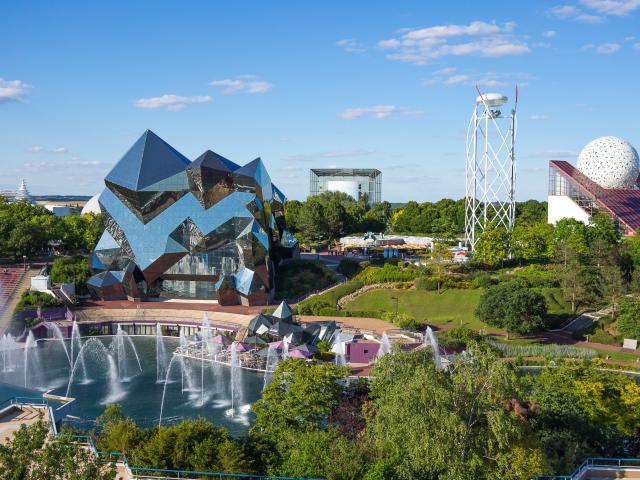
[134, 94, 212, 111]
[285, 149, 374, 162]
[548, 5, 604, 22]
[580, 0, 640, 16]
[0, 78, 31, 103]
[633, 42, 640, 49]
[596, 42, 621, 53]
[529, 114, 550, 120]
[624, 35, 636, 41]
[209, 75, 273, 94]
[338, 105, 424, 120]
[376, 21, 529, 65]
[336, 39, 367, 53]
[28, 146, 68, 154]
[23, 159, 105, 170]
[542, 30, 557, 37]
[424, 68, 530, 88]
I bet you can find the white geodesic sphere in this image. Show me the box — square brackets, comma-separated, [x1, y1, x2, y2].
[576, 136, 639, 189]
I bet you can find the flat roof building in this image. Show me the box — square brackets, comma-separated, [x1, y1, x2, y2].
[310, 168, 381, 204]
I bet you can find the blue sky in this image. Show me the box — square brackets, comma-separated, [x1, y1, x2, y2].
[1, 0, 639, 201]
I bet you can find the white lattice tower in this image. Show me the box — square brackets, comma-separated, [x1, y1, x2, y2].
[465, 92, 517, 252]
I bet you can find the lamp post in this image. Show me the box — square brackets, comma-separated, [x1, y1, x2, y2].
[22, 255, 27, 271]
[391, 296, 399, 323]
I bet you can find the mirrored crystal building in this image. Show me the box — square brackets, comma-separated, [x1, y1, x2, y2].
[87, 130, 298, 305]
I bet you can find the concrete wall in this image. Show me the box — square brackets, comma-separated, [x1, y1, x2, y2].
[548, 195, 591, 225]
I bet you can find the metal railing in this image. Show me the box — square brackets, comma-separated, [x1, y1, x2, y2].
[130, 468, 322, 480]
[539, 457, 640, 479]
[1, 396, 322, 480]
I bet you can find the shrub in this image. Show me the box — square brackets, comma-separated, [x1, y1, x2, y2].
[415, 276, 438, 291]
[472, 272, 496, 289]
[50, 256, 93, 294]
[296, 279, 364, 314]
[275, 259, 336, 300]
[16, 290, 63, 312]
[356, 263, 428, 285]
[443, 326, 482, 347]
[338, 259, 362, 278]
[382, 311, 420, 330]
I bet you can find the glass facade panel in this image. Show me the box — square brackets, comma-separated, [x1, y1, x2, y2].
[89, 131, 298, 305]
[310, 169, 382, 204]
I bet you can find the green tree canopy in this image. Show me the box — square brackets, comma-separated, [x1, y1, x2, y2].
[616, 296, 640, 339]
[0, 420, 115, 480]
[365, 346, 545, 479]
[475, 281, 548, 335]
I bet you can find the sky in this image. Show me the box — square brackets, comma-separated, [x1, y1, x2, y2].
[1, 0, 639, 202]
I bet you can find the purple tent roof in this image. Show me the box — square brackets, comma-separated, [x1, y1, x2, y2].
[268, 340, 285, 350]
[227, 342, 251, 352]
[288, 349, 310, 359]
[212, 335, 232, 345]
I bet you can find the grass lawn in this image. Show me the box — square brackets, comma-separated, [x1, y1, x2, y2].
[341, 288, 492, 330]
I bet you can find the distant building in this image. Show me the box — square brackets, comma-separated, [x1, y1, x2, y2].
[0, 179, 34, 204]
[310, 168, 381, 204]
[548, 136, 640, 236]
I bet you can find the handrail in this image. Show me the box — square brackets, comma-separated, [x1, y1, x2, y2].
[129, 467, 323, 480]
[538, 457, 640, 479]
[2, 396, 322, 480]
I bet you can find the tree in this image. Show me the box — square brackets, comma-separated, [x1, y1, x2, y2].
[515, 199, 548, 226]
[50, 256, 93, 294]
[599, 264, 623, 319]
[366, 346, 545, 480]
[528, 364, 640, 473]
[430, 242, 449, 294]
[511, 222, 554, 262]
[616, 296, 640, 339]
[251, 359, 348, 441]
[475, 281, 548, 337]
[560, 252, 594, 314]
[474, 223, 509, 266]
[0, 420, 116, 480]
[94, 404, 143, 454]
[554, 219, 588, 267]
[131, 419, 248, 473]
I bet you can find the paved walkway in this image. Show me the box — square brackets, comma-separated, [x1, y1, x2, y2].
[0, 267, 40, 335]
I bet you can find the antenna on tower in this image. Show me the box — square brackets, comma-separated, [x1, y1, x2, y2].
[464, 87, 517, 252]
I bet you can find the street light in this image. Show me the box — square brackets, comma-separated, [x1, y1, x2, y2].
[391, 296, 399, 323]
[22, 255, 27, 271]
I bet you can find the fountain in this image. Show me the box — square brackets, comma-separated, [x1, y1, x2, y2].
[423, 326, 442, 370]
[282, 337, 289, 360]
[71, 321, 89, 384]
[155, 323, 168, 383]
[104, 353, 125, 404]
[229, 342, 243, 415]
[263, 345, 278, 389]
[48, 323, 70, 365]
[66, 337, 122, 401]
[158, 354, 180, 426]
[113, 324, 142, 381]
[1, 333, 18, 372]
[376, 332, 391, 359]
[178, 329, 198, 397]
[23, 330, 40, 388]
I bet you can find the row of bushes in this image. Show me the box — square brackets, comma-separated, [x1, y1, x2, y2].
[275, 259, 336, 300]
[355, 263, 429, 285]
[414, 275, 476, 291]
[16, 290, 63, 312]
[296, 280, 364, 315]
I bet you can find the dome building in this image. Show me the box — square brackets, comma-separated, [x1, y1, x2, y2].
[548, 136, 640, 235]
